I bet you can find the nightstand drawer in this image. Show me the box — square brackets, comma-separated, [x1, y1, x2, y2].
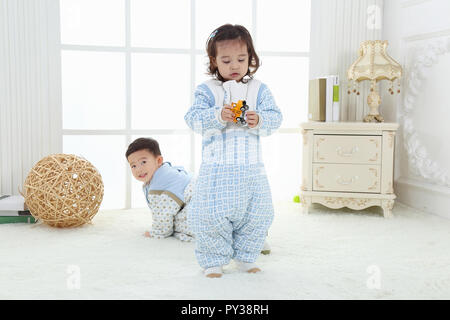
[313, 164, 381, 193]
[313, 135, 381, 164]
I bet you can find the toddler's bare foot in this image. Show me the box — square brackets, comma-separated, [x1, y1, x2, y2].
[247, 267, 261, 273]
[204, 266, 223, 278]
[206, 272, 223, 278]
[235, 261, 261, 274]
[143, 231, 151, 237]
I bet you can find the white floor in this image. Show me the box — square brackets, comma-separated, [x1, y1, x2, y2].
[1, 201, 450, 300]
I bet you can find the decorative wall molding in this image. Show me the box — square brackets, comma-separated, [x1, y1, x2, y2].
[400, 0, 432, 9]
[399, 36, 450, 188]
[404, 28, 450, 43]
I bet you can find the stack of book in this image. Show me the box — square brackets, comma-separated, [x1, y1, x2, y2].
[0, 195, 37, 224]
[308, 75, 340, 122]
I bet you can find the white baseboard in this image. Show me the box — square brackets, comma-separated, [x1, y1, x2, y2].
[395, 177, 450, 219]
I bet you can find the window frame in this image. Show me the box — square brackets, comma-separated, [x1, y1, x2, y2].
[60, 0, 310, 209]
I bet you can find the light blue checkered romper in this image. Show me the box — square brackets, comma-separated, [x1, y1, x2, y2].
[184, 79, 283, 269]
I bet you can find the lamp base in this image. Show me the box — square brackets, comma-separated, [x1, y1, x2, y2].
[363, 114, 384, 122]
[364, 89, 384, 122]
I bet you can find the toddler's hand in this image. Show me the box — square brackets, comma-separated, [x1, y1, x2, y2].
[221, 105, 235, 122]
[143, 231, 151, 238]
[246, 111, 259, 128]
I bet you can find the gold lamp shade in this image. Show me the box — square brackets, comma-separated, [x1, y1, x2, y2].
[347, 40, 402, 122]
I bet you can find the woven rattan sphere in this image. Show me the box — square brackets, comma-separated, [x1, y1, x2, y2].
[24, 154, 104, 228]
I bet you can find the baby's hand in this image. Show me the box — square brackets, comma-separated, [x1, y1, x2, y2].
[246, 111, 259, 128]
[143, 231, 151, 238]
[221, 105, 235, 122]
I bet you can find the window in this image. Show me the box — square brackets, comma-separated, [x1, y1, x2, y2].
[60, 0, 311, 209]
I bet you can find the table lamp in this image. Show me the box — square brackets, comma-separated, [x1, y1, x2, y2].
[347, 40, 402, 122]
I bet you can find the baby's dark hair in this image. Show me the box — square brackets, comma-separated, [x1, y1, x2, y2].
[206, 24, 260, 82]
[125, 137, 161, 159]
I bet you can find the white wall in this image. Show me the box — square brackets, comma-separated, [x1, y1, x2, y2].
[309, 0, 383, 122]
[383, 0, 450, 218]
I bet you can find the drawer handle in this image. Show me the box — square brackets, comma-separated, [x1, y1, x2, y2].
[336, 175, 359, 185]
[336, 146, 359, 157]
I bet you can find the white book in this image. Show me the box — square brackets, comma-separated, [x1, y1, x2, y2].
[325, 76, 334, 122]
[0, 195, 28, 211]
[0, 210, 31, 216]
[332, 75, 340, 121]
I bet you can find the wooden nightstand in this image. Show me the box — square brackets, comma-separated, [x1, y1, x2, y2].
[300, 122, 399, 218]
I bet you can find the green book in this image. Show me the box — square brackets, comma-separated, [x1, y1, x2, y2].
[0, 216, 37, 224]
[333, 83, 339, 101]
[332, 76, 340, 121]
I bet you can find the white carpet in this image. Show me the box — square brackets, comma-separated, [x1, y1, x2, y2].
[1, 201, 450, 300]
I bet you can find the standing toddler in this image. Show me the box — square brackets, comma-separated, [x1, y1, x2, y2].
[184, 24, 282, 277]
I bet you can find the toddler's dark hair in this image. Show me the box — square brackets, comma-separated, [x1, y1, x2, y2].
[206, 24, 260, 82]
[125, 137, 161, 159]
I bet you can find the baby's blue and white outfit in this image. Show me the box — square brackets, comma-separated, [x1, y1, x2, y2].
[184, 79, 282, 269]
[143, 162, 195, 242]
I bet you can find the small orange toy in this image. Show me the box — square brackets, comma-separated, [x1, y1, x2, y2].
[230, 100, 249, 125]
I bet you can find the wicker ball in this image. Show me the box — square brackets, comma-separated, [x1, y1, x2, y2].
[23, 154, 104, 228]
